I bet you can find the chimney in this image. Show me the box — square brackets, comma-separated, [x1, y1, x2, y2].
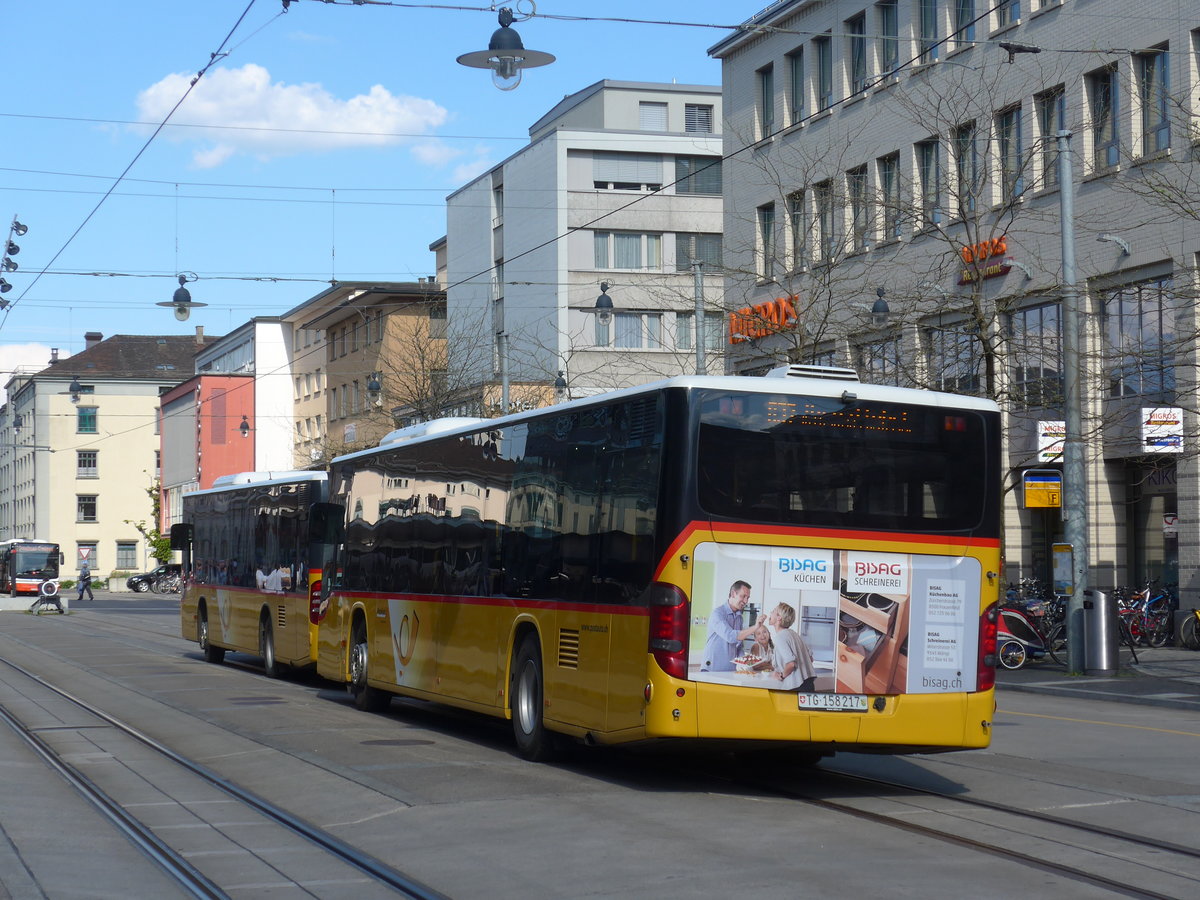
[84, 331, 102, 350]
[195, 325, 205, 343]
[49, 348, 59, 364]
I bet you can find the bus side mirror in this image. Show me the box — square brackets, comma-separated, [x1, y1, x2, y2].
[170, 523, 194, 550]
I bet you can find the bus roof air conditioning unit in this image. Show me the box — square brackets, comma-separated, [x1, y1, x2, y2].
[765, 364, 860, 382]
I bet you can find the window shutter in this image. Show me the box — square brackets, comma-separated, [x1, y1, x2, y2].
[639, 102, 668, 131]
[685, 104, 714, 133]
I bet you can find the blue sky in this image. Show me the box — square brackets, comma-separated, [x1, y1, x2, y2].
[1, 0, 755, 391]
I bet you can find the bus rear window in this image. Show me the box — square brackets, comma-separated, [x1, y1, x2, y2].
[695, 391, 994, 533]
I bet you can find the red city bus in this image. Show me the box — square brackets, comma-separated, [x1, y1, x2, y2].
[0, 539, 62, 596]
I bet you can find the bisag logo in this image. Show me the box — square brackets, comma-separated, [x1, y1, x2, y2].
[770, 549, 834, 590]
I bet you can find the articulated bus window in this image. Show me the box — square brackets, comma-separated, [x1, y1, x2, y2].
[695, 391, 993, 533]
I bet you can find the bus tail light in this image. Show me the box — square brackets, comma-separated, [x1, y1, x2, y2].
[309, 579, 323, 625]
[977, 601, 998, 691]
[648, 582, 689, 680]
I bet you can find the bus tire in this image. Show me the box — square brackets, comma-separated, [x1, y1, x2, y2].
[260, 614, 281, 678]
[198, 606, 225, 664]
[511, 634, 557, 761]
[349, 618, 389, 712]
[998, 639, 1026, 669]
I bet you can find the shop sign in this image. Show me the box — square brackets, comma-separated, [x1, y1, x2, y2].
[729, 295, 797, 344]
[1142, 407, 1182, 454]
[957, 236, 1012, 284]
[1022, 469, 1062, 508]
[1036, 420, 1065, 462]
[1163, 514, 1178, 537]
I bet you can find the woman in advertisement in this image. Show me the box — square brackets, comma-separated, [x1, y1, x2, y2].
[767, 602, 817, 691]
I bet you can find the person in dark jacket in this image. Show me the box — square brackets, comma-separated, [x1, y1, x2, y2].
[77, 564, 94, 602]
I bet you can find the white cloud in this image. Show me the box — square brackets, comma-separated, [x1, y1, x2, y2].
[136, 64, 449, 168]
[452, 152, 497, 185]
[0, 343, 55, 405]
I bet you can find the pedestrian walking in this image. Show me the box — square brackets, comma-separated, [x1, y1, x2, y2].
[77, 564, 94, 602]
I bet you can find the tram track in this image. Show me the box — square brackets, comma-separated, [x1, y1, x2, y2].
[712, 762, 1200, 900]
[0, 654, 447, 899]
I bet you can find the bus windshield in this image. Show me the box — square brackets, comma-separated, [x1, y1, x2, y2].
[13, 546, 60, 579]
[695, 389, 996, 534]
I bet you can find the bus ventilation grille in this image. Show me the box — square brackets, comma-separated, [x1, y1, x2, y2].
[276, 605, 287, 628]
[558, 629, 580, 669]
[765, 364, 860, 381]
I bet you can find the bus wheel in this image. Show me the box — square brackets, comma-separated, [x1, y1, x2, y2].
[349, 619, 389, 712]
[511, 634, 557, 761]
[260, 614, 280, 678]
[198, 606, 225, 664]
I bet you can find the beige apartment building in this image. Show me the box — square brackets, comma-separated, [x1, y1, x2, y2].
[711, 1, 1200, 600]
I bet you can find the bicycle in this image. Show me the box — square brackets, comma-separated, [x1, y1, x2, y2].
[1180, 609, 1200, 650]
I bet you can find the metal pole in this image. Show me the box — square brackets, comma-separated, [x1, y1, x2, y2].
[497, 331, 510, 414]
[1057, 130, 1088, 676]
[693, 261, 706, 375]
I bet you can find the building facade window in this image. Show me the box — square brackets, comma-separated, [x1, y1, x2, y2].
[1138, 48, 1170, 155]
[877, 0, 899, 77]
[116, 541, 137, 570]
[77, 495, 98, 523]
[847, 165, 869, 252]
[953, 121, 978, 215]
[953, 0, 975, 47]
[675, 233, 722, 270]
[675, 312, 724, 352]
[787, 49, 805, 124]
[757, 203, 777, 278]
[1036, 86, 1065, 188]
[996, 105, 1024, 201]
[593, 152, 663, 190]
[614, 312, 664, 349]
[674, 155, 722, 194]
[925, 326, 982, 395]
[916, 138, 943, 226]
[77, 450, 98, 478]
[918, 0, 940, 64]
[77, 406, 98, 434]
[594, 231, 662, 270]
[76, 542, 98, 571]
[684, 103, 714, 133]
[757, 64, 775, 137]
[856, 336, 905, 386]
[1089, 65, 1120, 170]
[788, 190, 807, 268]
[848, 14, 868, 94]
[1009, 302, 1063, 408]
[815, 181, 837, 261]
[877, 152, 902, 240]
[996, 0, 1019, 28]
[1103, 277, 1179, 399]
[816, 35, 834, 111]
[638, 101, 668, 131]
[429, 304, 447, 339]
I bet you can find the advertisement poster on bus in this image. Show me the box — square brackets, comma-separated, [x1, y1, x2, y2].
[687, 542, 980, 695]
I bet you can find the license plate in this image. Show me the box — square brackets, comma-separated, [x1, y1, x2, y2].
[797, 693, 869, 712]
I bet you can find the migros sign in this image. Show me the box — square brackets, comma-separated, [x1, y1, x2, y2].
[729, 295, 797, 343]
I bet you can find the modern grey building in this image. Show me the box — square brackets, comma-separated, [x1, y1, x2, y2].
[444, 80, 726, 408]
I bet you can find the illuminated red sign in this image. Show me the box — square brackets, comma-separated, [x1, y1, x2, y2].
[729, 296, 797, 343]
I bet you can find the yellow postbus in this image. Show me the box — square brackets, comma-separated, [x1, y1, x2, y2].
[179, 471, 328, 677]
[315, 367, 1002, 761]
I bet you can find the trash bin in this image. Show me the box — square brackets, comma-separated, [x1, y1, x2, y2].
[1083, 589, 1118, 675]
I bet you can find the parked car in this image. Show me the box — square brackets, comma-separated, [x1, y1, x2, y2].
[126, 563, 181, 593]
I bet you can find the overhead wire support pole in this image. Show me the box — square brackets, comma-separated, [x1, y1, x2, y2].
[1057, 130, 1088, 676]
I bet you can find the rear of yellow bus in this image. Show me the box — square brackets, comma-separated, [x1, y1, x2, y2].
[642, 380, 1001, 756]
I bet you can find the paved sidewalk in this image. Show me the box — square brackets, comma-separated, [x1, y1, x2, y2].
[996, 643, 1200, 711]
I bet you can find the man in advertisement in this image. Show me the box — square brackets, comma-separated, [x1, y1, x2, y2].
[700, 580, 761, 671]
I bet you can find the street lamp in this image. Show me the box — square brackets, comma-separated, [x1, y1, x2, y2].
[367, 372, 382, 407]
[870, 287, 890, 327]
[456, 7, 555, 92]
[595, 282, 614, 326]
[239, 415, 251, 438]
[157, 273, 208, 321]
